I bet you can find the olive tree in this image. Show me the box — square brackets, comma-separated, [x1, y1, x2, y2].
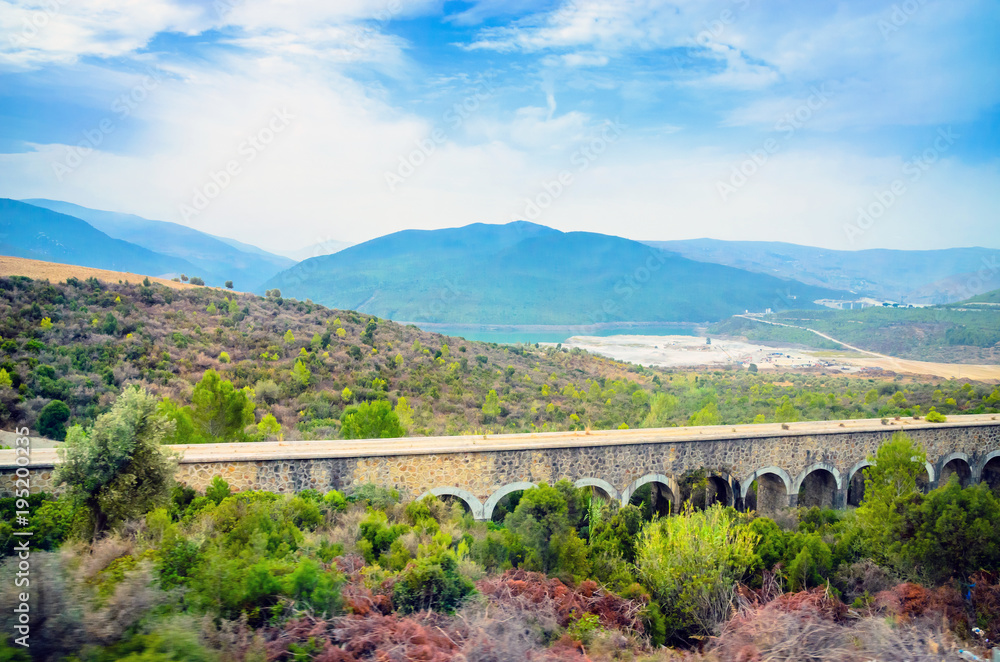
[55, 386, 177, 538]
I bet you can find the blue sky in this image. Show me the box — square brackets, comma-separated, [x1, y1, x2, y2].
[0, 0, 998, 252]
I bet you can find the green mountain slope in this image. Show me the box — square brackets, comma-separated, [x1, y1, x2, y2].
[965, 289, 1000, 304]
[644, 238, 1000, 304]
[23, 198, 295, 291]
[0, 199, 200, 277]
[262, 222, 849, 324]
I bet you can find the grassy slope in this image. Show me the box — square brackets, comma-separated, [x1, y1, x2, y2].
[1, 275, 998, 441]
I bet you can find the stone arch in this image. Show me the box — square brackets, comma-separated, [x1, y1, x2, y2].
[741, 467, 792, 516]
[574, 478, 620, 502]
[845, 460, 872, 507]
[621, 473, 679, 516]
[706, 472, 736, 508]
[483, 481, 536, 522]
[978, 451, 1000, 492]
[793, 463, 842, 510]
[416, 487, 484, 520]
[939, 451, 973, 488]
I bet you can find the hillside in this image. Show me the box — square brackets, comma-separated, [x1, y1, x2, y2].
[24, 198, 295, 291]
[966, 288, 1000, 304]
[1, 273, 997, 443]
[644, 238, 1000, 304]
[0, 255, 212, 291]
[0, 198, 203, 278]
[710, 306, 1000, 364]
[262, 222, 848, 324]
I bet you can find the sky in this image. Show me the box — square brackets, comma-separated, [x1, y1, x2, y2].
[0, 0, 998, 253]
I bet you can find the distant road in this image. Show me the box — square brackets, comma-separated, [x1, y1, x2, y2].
[734, 315, 1000, 381]
[734, 315, 886, 357]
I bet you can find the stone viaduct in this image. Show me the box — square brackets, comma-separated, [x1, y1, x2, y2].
[3, 415, 999, 520]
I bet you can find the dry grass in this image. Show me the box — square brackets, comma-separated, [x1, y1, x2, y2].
[0, 255, 234, 292]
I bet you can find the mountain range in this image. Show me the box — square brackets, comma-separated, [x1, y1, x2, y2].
[0, 199, 204, 278]
[644, 238, 1000, 304]
[22, 199, 294, 291]
[261, 222, 849, 324]
[3, 197, 998, 323]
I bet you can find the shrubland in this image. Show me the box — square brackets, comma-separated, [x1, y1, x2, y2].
[1, 275, 998, 444]
[1, 392, 999, 660]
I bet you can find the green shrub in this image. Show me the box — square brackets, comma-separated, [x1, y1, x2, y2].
[636, 505, 758, 644]
[37, 399, 71, 440]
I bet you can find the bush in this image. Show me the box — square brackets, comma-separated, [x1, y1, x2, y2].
[925, 408, 947, 422]
[205, 476, 232, 505]
[37, 399, 71, 440]
[636, 505, 758, 644]
[392, 540, 474, 614]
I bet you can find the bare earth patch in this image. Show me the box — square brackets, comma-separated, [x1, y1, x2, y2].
[561, 334, 1000, 382]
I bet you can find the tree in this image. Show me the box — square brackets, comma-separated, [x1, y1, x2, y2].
[189, 277, 205, 286]
[688, 402, 721, 426]
[896, 479, 1000, 584]
[37, 399, 71, 440]
[189, 369, 255, 442]
[482, 389, 501, 421]
[394, 397, 414, 434]
[505, 482, 588, 576]
[774, 397, 799, 423]
[643, 392, 678, 427]
[283, 329, 295, 344]
[257, 413, 282, 440]
[341, 400, 405, 439]
[225, 280, 234, 289]
[206, 302, 218, 314]
[856, 432, 927, 562]
[291, 360, 312, 388]
[102, 312, 118, 336]
[55, 386, 177, 538]
[0, 368, 11, 388]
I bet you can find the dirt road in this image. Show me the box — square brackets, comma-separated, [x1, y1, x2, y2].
[735, 315, 1000, 381]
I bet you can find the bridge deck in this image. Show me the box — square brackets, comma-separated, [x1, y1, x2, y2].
[4, 413, 998, 468]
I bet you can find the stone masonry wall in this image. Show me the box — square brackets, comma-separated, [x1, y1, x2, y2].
[4, 420, 999, 519]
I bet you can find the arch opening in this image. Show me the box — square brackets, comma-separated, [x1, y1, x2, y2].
[417, 487, 484, 520]
[940, 457, 972, 488]
[622, 474, 677, 520]
[706, 475, 733, 508]
[629, 482, 674, 519]
[677, 471, 733, 510]
[846, 462, 871, 507]
[982, 455, 1000, 493]
[574, 478, 619, 503]
[484, 482, 536, 523]
[798, 468, 838, 510]
[743, 470, 790, 516]
[437, 494, 472, 515]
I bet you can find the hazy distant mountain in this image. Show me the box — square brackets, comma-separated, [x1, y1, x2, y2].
[0, 199, 199, 277]
[643, 238, 1000, 304]
[273, 240, 353, 262]
[23, 199, 294, 290]
[263, 222, 849, 324]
